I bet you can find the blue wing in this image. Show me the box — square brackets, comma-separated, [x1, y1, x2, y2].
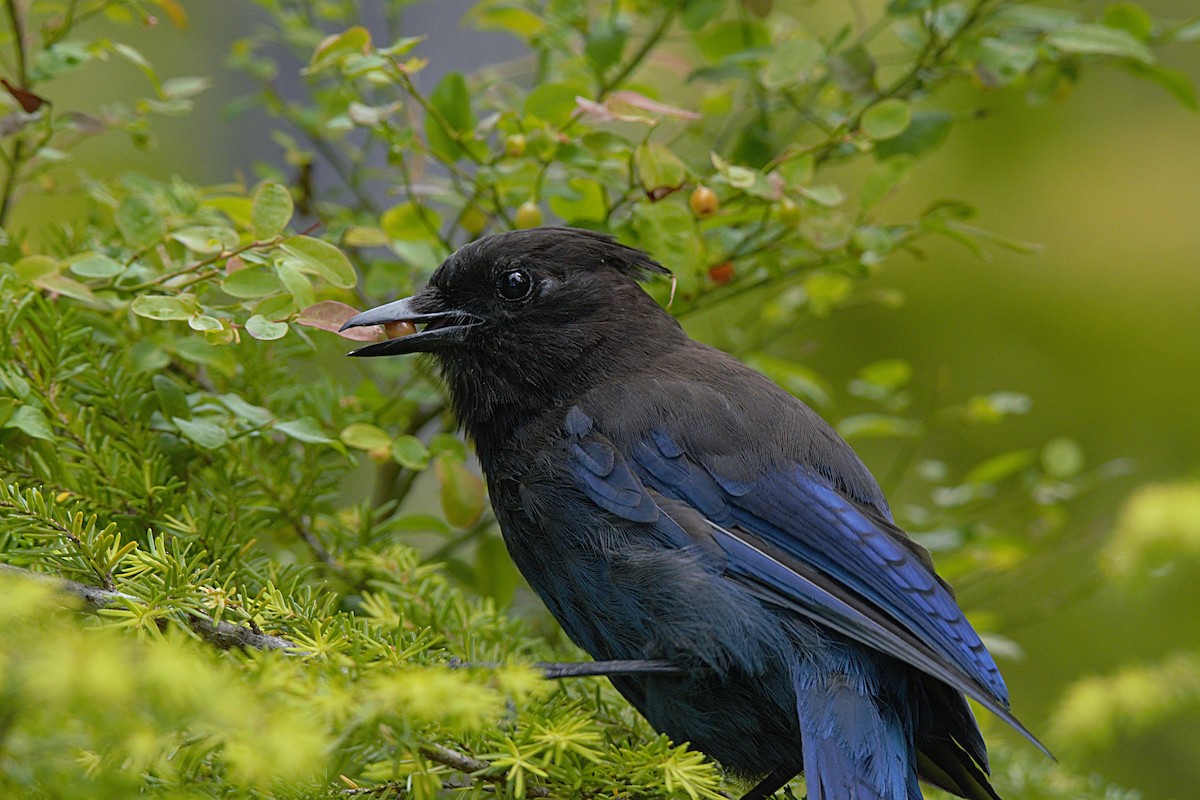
[561, 406, 1048, 756]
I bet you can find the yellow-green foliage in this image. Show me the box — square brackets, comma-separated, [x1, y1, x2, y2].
[0, 578, 327, 795]
[1046, 483, 1200, 758]
[1104, 483, 1200, 578]
[1050, 652, 1200, 752]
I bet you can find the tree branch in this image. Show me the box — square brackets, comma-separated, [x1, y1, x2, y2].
[0, 563, 301, 652]
[420, 743, 553, 798]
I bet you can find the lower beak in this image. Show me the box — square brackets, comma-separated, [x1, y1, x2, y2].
[339, 296, 482, 357]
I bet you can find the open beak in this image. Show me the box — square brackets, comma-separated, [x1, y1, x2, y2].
[339, 295, 483, 357]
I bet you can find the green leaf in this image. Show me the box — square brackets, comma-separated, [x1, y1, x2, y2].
[1042, 437, 1085, 478]
[252, 294, 295, 322]
[1170, 17, 1200, 43]
[694, 20, 769, 62]
[425, 72, 476, 161]
[585, 20, 627, 73]
[276, 263, 316, 308]
[4, 405, 54, 440]
[1123, 62, 1198, 111]
[525, 80, 588, 126]
[279, 236, 357, 288]
[1102, 2, 1154, 40]
[188, 314, 223, 331]
[340, 423, 392, 452]
[392, 435, 431, 470]
[798, 184, 845, 208]
[273, 417, 333, 444]
[965, 392, 1032, 424]
[836, 413, 922, 439]
[972, 37, 1039, 86]
[31, 41, 93, 82]
[829, 45, 877, 95]
[682, 0, 723, 30]
[435, 453, 485, 528]
[173, 416, 228, 449]
[68, 253, 124, 279]
[861, 156, 913, 210]
[548, 177, 607, 224]
[115, 195, 165, 247]
[0, 397, 14, 428]
[965, 449, 1036, 484]
[428, 433, 467, 460]
[222, 267, 282, 298]
[171, 226, 238, 254]
[630, 200, 704, 296]
[1047, 23, 1154, 63]
[130, 294, 199, 321]
[112, 42, 161, 93]
[245, 314, 288, 340]
[161, 76, 211, 99]
[13, 255, 57, 283]
[380, 202, 440, 241]
[861, 99, 912, 141]
[763, 38, 823, 90]
[153, 374, 190, 419]
[474, 534, 521, 606]
[32, 272, 98, 304]
[746, 354, 832, 410]
[466, 4, 546, 38]
[874, 111, 952, 159]
[855, 359, 913, 393]
[251, 182, 294, 239]
[219, 394, 274, 426]
[308, 26, 371, 73]
[635, 143, 688, 197]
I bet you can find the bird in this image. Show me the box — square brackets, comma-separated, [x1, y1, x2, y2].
[340, 227, 1049, 800]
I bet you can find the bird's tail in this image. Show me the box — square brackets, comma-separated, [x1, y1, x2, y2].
[794, 668, 922, 800]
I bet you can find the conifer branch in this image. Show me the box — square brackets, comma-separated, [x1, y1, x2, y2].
[0, 564, 300, 653]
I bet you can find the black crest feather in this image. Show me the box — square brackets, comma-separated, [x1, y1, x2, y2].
[458, 227, 670, 281]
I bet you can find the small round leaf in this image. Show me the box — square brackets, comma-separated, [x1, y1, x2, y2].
[862, 99, 913, 141]
[245, 314, 288, 340]
[252, 182, 294, 239]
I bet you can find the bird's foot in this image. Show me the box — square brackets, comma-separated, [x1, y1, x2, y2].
[537, 659, 683, 679]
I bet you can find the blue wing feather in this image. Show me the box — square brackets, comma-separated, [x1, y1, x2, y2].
[561, 408, 1050, 756]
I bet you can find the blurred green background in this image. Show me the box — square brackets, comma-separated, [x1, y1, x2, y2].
[20, 1, 1200, 796]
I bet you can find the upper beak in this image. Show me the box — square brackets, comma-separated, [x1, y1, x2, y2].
[339, 295, 483, 357]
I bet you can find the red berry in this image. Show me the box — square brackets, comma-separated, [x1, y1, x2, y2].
[708, 262, 734, 285]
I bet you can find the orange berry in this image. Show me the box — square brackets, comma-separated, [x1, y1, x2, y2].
[689, 185, 719, 218]
[384, 321, 416, 339]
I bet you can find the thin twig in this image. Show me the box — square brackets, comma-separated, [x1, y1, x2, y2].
[5, 0, 28, 87]
[419, 743, 554, 798]
[598, 7, 675, 98]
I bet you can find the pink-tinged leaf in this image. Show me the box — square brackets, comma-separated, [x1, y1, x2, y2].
[575, 92, 702, 126]
[574, 96, 614, 122]
[296, 301, 383, 341]
[608, 91, 702, 120]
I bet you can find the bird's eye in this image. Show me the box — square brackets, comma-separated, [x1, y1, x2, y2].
[496, 269, 533, 302]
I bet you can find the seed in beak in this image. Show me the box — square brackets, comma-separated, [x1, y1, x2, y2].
[384, 321, 417, 339]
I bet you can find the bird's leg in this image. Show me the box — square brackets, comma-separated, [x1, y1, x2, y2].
[537, 659, 683, 679]
[739, 767, 800, 800]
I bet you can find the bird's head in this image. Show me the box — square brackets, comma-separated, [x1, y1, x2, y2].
[341, 227, 685, 445]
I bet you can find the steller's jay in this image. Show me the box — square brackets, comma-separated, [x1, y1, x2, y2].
[341, 227, 1049, 800]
